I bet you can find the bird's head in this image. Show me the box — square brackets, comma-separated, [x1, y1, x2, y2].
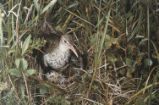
[60, 34, 78, 57]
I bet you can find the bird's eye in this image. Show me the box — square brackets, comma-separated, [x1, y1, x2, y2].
[64, 40, 67, 43]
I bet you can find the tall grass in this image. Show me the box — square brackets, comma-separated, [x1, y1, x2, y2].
[0, 0, 159, 105]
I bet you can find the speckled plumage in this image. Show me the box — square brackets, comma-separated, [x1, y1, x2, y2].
[44, 47, 70, 69]
[43, 34, 78, 70]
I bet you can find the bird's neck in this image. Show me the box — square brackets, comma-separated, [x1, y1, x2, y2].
[56, 43, 69, 53]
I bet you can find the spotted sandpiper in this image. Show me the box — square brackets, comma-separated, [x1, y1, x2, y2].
[35, 21, 80, 85]
[42, 34, 78, 70]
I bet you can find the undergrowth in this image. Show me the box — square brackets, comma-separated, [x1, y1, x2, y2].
[0, 0, 159, 105]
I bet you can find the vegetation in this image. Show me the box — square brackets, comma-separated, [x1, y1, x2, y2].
[0, 0, 159, 105]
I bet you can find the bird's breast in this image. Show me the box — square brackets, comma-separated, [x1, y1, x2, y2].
[43, 49, 70, 69]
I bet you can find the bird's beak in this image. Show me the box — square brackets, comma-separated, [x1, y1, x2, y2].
[69, 45, 78, 57]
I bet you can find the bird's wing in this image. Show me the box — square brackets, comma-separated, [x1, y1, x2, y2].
[43, 34, 61, 54]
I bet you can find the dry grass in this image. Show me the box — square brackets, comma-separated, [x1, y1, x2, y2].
[0, 0, 159, 105]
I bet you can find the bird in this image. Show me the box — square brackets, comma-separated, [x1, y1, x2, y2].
[42, 34, 78, 70]
[34, 21, 84, 85]
[35, 20, 78, 71]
